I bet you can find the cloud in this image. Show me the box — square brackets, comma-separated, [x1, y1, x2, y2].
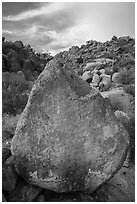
[2, 2, 135, 56]
[41, 22, 97, 55]
[3, 2, 75, 21]
[2, 29, 15, 34]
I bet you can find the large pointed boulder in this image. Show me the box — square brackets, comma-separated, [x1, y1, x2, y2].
[11, 59, 129, 193]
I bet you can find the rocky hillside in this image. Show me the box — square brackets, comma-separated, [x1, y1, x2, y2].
[54, 35, 135, 93]
[56, 35, 135, 74]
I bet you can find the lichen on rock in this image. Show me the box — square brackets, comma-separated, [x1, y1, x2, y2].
[11, 58, 129, 193]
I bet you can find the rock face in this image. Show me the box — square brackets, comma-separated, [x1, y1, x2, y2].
[11, 59, 129, 193]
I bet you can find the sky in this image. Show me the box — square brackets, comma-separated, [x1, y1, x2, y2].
[2, 2, 135, 55]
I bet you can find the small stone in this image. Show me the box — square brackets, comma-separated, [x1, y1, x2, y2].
[81, 71, 92, 81]
[105, 67, 113, 75]
[112, 72, 120, 83]
[92, 73, 100, 85]
[84, 62, 97, 71]
[99, 74, 111, 91]
[99, 69, 105, 74]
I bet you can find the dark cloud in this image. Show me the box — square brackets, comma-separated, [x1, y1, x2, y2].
[2, 2, 38, 16]
[2, 2, 50, 17]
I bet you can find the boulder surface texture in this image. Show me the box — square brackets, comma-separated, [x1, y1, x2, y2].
[11, 59, 129, 193]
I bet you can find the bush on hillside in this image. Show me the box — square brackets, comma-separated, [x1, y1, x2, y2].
[2, 87, 29, 115]
[2, 73, 31, 115]
[117, 67, 135, 85]
[123, 84, 135, 97]
[2, 37, 53, 77]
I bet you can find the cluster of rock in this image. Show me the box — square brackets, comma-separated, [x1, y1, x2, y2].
[53, 36, 135, 93]
[81, 58, 116, 91]
[57, 35, 135, 75]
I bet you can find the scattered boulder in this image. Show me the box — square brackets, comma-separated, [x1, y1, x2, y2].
[105, 66, 113, 75]
[112, 72, 120, 83]
[99, 74, 111, 91]
[83, 58, 113, 72]
[11, 59, 129, 193]
[92, 73, 100, 86]
[94, 58, 114, 64]
[99, 69, 105, 75]
[81, 71, 92, 82]
[99, 82, 105, 92]
[2, 156, 17, 192]
[84, 62, 99, 71]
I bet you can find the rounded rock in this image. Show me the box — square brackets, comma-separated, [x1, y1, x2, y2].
[112, 72, 120, 83]
[81, 71, 92, 81]
[92, 73, 100, 86]
[11, 59, 129, 193]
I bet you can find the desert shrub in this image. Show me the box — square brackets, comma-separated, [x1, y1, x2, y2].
[2, 87, 29, 115]
[120, 58, 134, 68]
[2, 73, 31, 115]
[2, 38, 52, 76]
[117, 67, 135, 85]
[123, 84, 135, 97]
[2, 41, 18, 55]
[3, 72, 28, 86]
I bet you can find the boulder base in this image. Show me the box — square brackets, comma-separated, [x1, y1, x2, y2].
[11, 60, 129, 193]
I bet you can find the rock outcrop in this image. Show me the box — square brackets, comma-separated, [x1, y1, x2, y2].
[11, 59, 129, 193]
